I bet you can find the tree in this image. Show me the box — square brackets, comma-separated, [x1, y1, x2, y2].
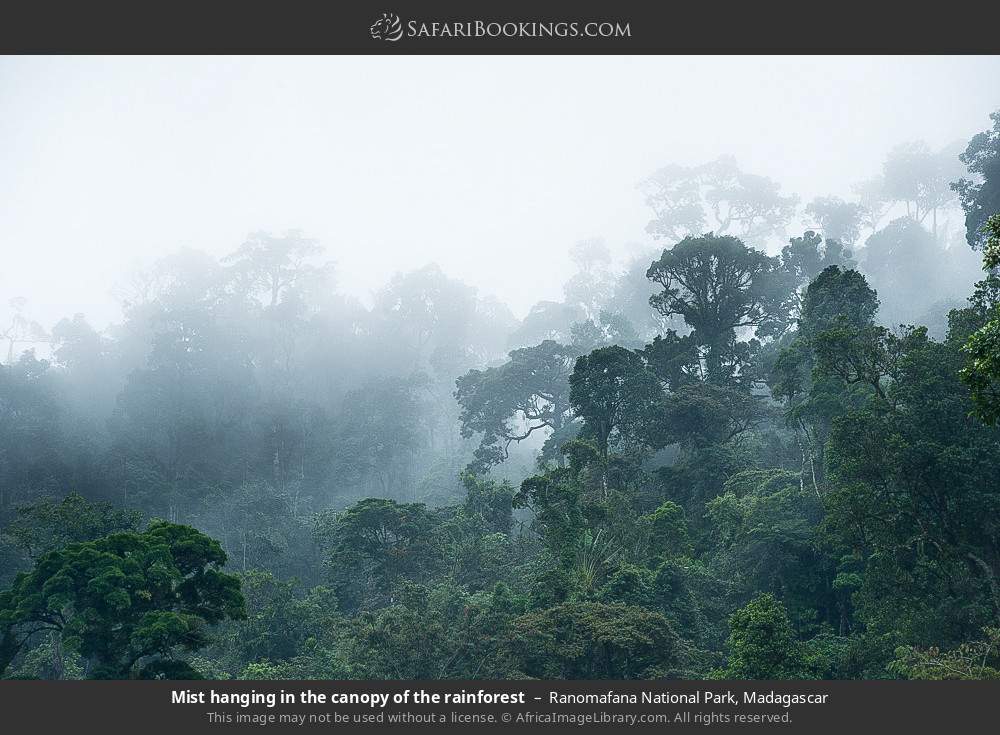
[511, 601, 678, 679]
[961, 215, 1000, 423]
[780, 231, 856, 291]
[798, 266, 879, 339]
[0, 522, 245, 679]
[316, 498, 444, 612]
[882, 140, 964, 240]
[861, 217, 953, 326]
[641, 330, 702, 389]
[350, 582, 521, 679]
[224, 230, 331, 308]
[224, 571, 339, 667]
[509, 301, 586, 348]
[568, 346, 662, 460]
[455, 340, 575, 471]
[646, 234, 795, 384]
[2, 298, 49, 366]
[459, 472, 516, 537]
[50, 314, 106, 373]
[4, 493, 142, 560]
[823, 321, 1000, 643]
[641, 501, 691, 560]
[892, 628, 1000, 680]
[606, 250, 679, 342]
[642, 163, 707, 242]
[706, 471, 827, 626]
[336, 375, 427, 498]
[570, 311, 642, 354]
[954, 110, 1000, 250]
[811, 323, 914, 405]
[0, 494, 145, 678]
[657, 382, 762, 448]
[644, 156, 797, 244]
[769, 266, 880, 493]
[513, 457, 589, 568]
[197, 483, 309, 578]
[719, 594, 809, 679]
[563, 239, 615, 320]
[370, 264, 503, 377]
[804, 197, 863, 248]
[0, 352, 92, 513]
[851, 175, 891, 237]
[962, 305, 1000, 424]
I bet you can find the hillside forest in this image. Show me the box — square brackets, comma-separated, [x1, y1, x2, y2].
[3, 112, 1000, 680]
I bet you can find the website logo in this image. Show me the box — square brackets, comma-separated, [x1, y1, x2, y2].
[370, 13, 403, 42]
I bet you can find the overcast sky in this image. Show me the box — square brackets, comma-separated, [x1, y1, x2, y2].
[2, 55, 999, 334]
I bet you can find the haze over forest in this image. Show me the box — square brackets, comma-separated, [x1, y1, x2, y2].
[3, 56, 1000, 328]
[2, 56, 1000, 681]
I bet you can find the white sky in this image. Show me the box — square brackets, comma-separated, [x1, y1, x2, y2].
[2, 55, 999, 333]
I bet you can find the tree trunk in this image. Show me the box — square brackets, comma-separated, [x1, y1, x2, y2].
[50, 631, 65, 680]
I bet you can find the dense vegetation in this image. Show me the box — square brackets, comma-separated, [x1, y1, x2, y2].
[2, 112, 1000, 680]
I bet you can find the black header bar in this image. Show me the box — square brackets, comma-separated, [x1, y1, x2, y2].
[1, 1, 999, 54]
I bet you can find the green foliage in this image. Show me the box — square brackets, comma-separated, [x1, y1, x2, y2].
[0, 522, 245, 679]
[459, 473, 515, 535]
[511, 601, 678, 679]
[641, 501, 691, 560]
[891, 628, 1000, 680]
[515, 465, 588, 568]
[954, 111, 1000, 250]
[646, 234, 795, 382]
[706, 470, 826, 624]
[718, 594, 810, 679]
[3, 493, 143, 560]
[455, 340, 576, 471]
[316, 498, 445, 612]
[6, 115, 1000, 682]
[961, 215, 1000, 423]
[962, 316, 1000, 423]
[350, 582, 522, 679]
[799, 266, 879, 339]
[569, 346, 662, 458]
[822, 320, 1000, 646]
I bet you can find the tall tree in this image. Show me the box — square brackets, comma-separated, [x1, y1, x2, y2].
[568, 346, 662, 461]
[804, 197, 863, 248]
[316, 498, 444, 612]
[644, 156, 797, 244]
[563, 239, 616, 320]
[881, 140, 964, 240]
[2, 297, 48, 366]
[224, 230, 332, 308]
[646, 234, 794, 384]
[781, 230, 856, 290]
[0, 522, 245, 679]
[851, 175, 892, 238]
[954, 110, 1000, 250]
[455, 340, 575, 471]
[960, 214, 1000, 424]
[769, 265, 880, 494]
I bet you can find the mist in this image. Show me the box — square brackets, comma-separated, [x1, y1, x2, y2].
[3, 55, 1000, 682]
[3, 55, 999, 330]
